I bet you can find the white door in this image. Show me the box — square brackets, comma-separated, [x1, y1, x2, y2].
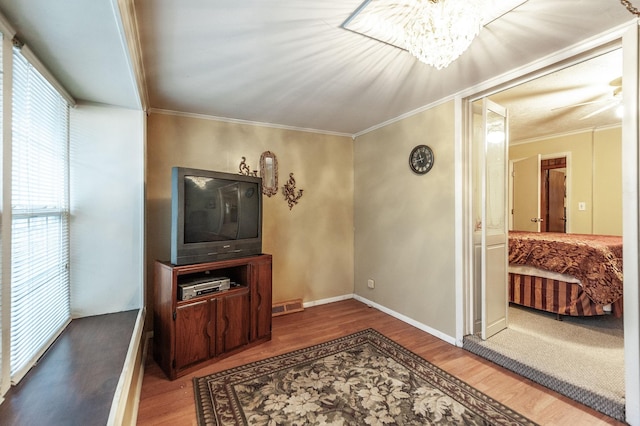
[476, 99, 509, 340]
[622, 21, 640, 424]
[512, 155, 541, 231]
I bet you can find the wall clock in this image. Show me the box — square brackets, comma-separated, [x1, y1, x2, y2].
[409, 144, 434, 175]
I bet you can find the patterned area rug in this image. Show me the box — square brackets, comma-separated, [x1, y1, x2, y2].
[193, 329, 537, 425]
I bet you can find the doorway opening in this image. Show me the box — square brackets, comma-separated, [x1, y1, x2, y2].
[510, 153, 572, 233]
[541, 157, 566, 232]
[463, 46, 626, 421]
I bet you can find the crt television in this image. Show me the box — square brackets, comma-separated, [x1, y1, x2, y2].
[171, 167, 262, 265]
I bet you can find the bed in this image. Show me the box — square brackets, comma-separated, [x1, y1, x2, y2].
[508, 231, 623, 317]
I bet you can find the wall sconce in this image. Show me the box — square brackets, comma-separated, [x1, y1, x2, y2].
[239, 156, 257, 177]
[282, 173, 303, 210]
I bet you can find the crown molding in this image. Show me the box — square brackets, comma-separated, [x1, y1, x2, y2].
[148, 108, 353, 138]
[113, 0, 148, 111]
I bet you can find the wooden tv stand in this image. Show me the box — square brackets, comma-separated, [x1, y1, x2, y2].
[153, 254, 272, 380]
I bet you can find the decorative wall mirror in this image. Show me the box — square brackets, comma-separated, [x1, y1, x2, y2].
[259, 151, 278, 197]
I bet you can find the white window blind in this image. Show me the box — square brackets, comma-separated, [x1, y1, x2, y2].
[10, 48, 70, 382]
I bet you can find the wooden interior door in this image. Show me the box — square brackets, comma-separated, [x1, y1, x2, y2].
[540, 157, 566, 233]
[548, 170, 566, 232]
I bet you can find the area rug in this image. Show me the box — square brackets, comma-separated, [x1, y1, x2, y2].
[193, 328, 537, 425]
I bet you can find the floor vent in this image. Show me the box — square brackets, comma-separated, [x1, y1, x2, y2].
[272, 299, 304, 317]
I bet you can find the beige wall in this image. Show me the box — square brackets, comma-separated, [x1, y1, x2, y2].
[145, 107, 621, 343]
[509, 126, 622, 235]
[146, 112, 354, 316]
[353, 101, 457, 339]
[593, 127, 623, 235]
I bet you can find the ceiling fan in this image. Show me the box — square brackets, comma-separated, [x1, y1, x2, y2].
[551, 77, 622, 120]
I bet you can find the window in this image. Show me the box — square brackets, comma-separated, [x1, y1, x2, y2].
[10, 47, 70, 382]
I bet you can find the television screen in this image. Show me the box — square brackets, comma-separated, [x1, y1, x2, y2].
[184, 176, 260, 243]
[171, 167, 262, 265]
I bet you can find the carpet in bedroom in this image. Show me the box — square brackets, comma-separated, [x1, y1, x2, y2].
[463, 304, 624, 421]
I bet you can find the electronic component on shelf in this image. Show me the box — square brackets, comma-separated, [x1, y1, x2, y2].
[178, 276, 231, 300]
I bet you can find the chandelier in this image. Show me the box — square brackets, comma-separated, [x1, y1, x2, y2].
[342, 0, 527, 70]
[403, 0, 484, 70]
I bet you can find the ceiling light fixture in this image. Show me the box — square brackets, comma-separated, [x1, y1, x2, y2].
[615, 104, 624, 119]
[620, 0, 640, 16]
[403, 0, 483, 69]
[342, 0, 527, 70]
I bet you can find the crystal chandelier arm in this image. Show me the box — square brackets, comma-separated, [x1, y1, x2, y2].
[621, 0, 640, 16]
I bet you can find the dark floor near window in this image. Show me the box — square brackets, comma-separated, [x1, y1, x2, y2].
[0, 309, 138, 426]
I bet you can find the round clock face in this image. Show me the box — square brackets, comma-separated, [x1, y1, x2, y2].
[409, 145, 434, 175]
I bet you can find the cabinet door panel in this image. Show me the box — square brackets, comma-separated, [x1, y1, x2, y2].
[217, 289, 250, 354]
[252, 259, 272, 340]
[208, 298, 217, 357]
[175, 301, 210, 370]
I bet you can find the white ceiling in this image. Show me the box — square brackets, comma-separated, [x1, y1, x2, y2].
[0, 0, 633, 139]
[490, 48, 623, 142]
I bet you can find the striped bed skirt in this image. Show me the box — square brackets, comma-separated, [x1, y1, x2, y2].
[508, 272, 623, 317]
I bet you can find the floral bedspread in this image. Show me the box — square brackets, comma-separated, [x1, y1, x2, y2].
[508, 231, 623, 305]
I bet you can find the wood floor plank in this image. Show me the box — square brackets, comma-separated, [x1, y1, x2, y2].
[137, 299, 625, 425]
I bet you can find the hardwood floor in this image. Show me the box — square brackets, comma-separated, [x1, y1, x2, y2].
[137, 299, 625, 425]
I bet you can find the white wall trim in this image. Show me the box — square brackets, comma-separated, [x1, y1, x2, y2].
[127, 332, 149, 424]
[511, 123, 622, 146]
[0, 29, 14, 400]
[459, 22, 632, 103]
[111, 0, 147, 111]
[107, 308, 146, 426]
[352, 95, 456, 139]
[148, 108, 352, 138]
[302, 294, 354, 309]
[622, 20, 640, 426]
[301, 294, 457, 346]
[353, 295, 457, 346]
[454, 96, 466, 347]
[0, 9, 16, 37]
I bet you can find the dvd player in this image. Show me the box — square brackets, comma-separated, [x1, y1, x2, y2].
[178, 276, 231, 300]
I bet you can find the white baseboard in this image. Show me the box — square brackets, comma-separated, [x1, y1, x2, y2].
[107, 308, 146, 426]
[301, 294, 457, 346]
[352, 294, 457, 346]
[130, 330, 152, 421]
[302, 293, 353, 309]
